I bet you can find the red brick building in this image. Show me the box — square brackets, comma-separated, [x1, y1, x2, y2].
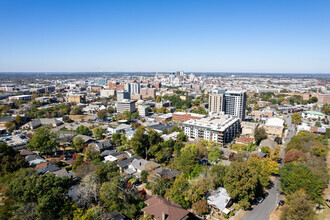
[172, 112, 206, 122]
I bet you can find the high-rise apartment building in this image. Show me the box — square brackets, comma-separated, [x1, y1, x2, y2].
[208, 90, 247, 120]
[117, 90, 130, 101]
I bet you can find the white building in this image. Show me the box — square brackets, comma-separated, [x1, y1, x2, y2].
[182, 115, 241, 146]
[302, 111, 326, 120]
[116, 99, 136, 113]
[100, 89, 116, 98]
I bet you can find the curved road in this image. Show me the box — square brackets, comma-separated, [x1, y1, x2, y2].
[241, 114, 295, 220]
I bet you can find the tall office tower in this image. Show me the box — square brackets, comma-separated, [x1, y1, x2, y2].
[208, 90, 247, 120]
[224, 91, 247, 120]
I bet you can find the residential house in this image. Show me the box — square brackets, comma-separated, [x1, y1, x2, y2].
[207, 187, 232, 214]
[142, 195, 190, 220]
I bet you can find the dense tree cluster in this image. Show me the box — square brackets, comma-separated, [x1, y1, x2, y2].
[280, 131, 328, 219]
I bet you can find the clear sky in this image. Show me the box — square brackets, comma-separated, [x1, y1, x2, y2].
[0, 0, 329, 73]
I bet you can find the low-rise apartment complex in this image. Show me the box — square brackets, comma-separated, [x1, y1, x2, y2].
[182, 115, 241, 146]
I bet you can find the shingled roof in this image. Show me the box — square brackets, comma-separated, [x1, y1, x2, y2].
[142, 195, 189, 220]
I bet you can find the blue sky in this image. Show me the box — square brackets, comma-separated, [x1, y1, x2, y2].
[0, 0, 329, 73]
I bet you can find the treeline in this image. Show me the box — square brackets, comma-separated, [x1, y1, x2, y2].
[280, 131, 329, 219]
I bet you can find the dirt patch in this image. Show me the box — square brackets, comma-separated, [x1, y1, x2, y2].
[269, 206, 281, 220]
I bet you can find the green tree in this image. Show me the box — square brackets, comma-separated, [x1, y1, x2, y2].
[27, 126, 58, 154]
[73, 136, 85, 152]
[261, 146, 270, 156]
[208, 150, 221, 164]
[93, 127, 105, 140]
[177, 131, 188, 142]
[72, 154, 84, 172]
[210, 164, 227, 188]
[84, 145, 101, 161]
[96, 161, 119, 184]
[5, 121, 16, 133]
[291, 113, 302, 124]
[8, 173, 72, 220]
[99, 178, 122, 212]
[254, 127, 267, 145]
[70, 106, 83, 115]
[76, 125, 91, 135]
[14, 115, 23, 125]
[111, 133, 122, 147]
[151, 177, 173, 196]
[166, 174, 190, 208]
[308, 96, 318, 103]
[224, 162, 258, 209]
[130, 126, 149, 158]
[314, 121, 321, 127]
[0, 142, 26, 176]
[141, 170, 148, 183]
[97, 109, 108, 120]
[280, 163, 326, 204]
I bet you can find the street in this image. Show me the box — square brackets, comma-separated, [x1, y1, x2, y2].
[241, 114, 295, 220]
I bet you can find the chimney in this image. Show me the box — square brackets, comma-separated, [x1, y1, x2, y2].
[162, 212, 167, 220]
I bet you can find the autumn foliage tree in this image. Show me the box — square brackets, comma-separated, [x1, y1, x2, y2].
[283, 150, 307, 163]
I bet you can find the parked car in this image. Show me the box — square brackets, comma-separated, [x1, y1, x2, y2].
[257, 197, 264, 203]
[279, 200, 285, 206]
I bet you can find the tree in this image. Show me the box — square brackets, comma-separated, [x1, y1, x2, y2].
[281, 191, 316, 220]
[148, 129, 162, 146]
[224, 162, 258, 209]
[166, 174, 191, 208]
[27, 126, 58, 154]
[210, 164, 227, 188]
[0, 142, 26, 175]
[291, 113, 302, 124]
[95, 161, 119, 183]
[5, 121, 16, 133]
[97, 109, 108, 120]
[177, 131, 188, 142]
[141, 170, 148, 183]
[77, 173, 101, 207]
[99, 178, 122, 212]
[123, 110, 132, 122]
[156, 96, 162, 103]
[85, 145, 101, 161]
[192, 200, 209, 216]
[151, 176, 173, 197]
[73, 136, 85, 152]
[70, 106, 83, 115]
[8, 173, 72, 220]
[62, 115, 71, 123]
[269, 146, 282, 161]
[14, 115, 23, 125]
[111, 133, 122, 147]
[93, 127, 105, 140]
[130, 126, 149, 158]
[170, 125, 182, 133]
[261, 146, 270, 156]
[76, 125, 91, 135]
[308, 97, 318, 103]
[280, 163, 326, 204]
[314, 121, 321, 127]
[283, 150, 307, 163]
[72, 154, 84, 172]
[208, 150, 221, 164]
[254, 127, 267, 145]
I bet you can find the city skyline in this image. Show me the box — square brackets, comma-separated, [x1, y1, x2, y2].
[0, 0, 330, 73]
